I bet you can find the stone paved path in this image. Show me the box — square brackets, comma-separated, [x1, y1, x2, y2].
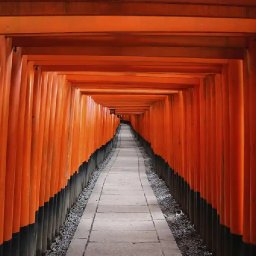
[66, 124, 182, 256]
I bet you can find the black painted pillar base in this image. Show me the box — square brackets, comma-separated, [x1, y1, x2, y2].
[3, 239, 12, 256]
[20, 225, 30, 256]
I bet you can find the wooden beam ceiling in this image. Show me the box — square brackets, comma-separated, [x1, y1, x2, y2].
[0, 1, 256, 18]
[1, 16, 256, 34]
[1, 0, 255, 115]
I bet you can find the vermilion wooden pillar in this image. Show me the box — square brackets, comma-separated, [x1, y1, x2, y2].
[243, 40, 252, 255]
[193, 83, 200, 231]
[4, 47, 22, 248]
[214, 73, 223, 255]
[248, 40, 256, 255]
[198, 78, 206, 239]
[215, 74, 223, 219]
[35, 70, 48, 254]
[164, 96, 171, 164]
[70, 88, 77, 171]
[12, 56, 27, 256]
[0, 37, 12, 251]
[183, 90, 188, 212]
[221, 65, 231, 245]
[57, 81, 71, 233]
[210, 74, 217, 253]
[169, 96, 174, 169]
[205, 75, 213, 248]
[179, 92, 185, 180]
[228, 60, 244, 255]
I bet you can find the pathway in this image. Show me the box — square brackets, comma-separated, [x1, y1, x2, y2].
[66, 124, 181, 256]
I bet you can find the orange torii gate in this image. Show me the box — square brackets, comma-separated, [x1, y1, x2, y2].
[0, 1, 256, 256]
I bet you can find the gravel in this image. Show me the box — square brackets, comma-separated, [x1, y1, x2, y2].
[43, 150, 114, 256]
[140, 147, 212, 256]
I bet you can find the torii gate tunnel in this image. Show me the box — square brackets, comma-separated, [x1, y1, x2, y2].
[0, 1, 256, 256]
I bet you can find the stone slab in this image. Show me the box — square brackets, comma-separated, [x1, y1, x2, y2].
[67, 125, 181, 256]
[97, 204, 149, 213]
[89, 230, 158, 243]
[94, 212, 152, 221]
[92, 219, 155, 231]
[85, 242, 164, 256]
[66, 238, 87, 256]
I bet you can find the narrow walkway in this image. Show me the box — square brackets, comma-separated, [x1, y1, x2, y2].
[67, 125, 181, 256]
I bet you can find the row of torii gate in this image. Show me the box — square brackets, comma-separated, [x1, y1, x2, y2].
[0, 1, 256, 256]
